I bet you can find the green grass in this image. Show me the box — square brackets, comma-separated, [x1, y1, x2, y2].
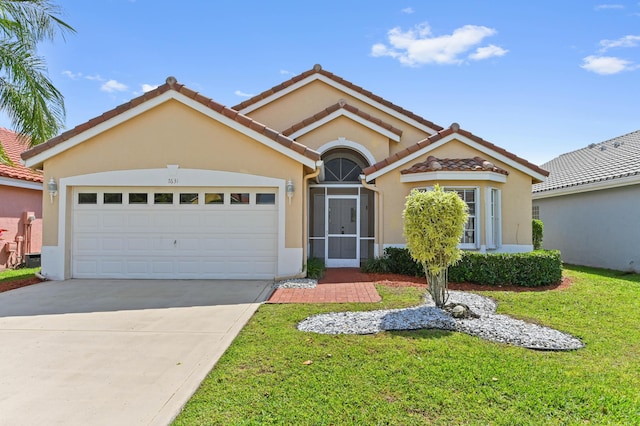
[0, 267, 39, 282]
[173, 265, 640, 425]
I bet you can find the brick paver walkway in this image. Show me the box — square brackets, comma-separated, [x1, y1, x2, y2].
[267, 268, 382, 304]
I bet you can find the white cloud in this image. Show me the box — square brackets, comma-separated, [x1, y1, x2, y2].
[234, 90, 254, 98]
[401, 7, 414, 14]
[100, 79, 128, 93]
[469, 44, 508, 60]
[581, 55, 637, 74]
[599, 35, 640, 51]
[85, 74, 104, 81]
[62, 70, 81, 79]
[594, 4, 624, 10]
[279, 69, 294, 75]
[371, 22, 505, 66]
[141, 83, 158, 92]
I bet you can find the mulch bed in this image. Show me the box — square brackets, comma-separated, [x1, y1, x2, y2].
[0, 277, 46, 293]
[367, 273, 573, 292]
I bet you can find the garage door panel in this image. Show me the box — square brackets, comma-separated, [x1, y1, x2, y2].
[72, 188, 278, 279]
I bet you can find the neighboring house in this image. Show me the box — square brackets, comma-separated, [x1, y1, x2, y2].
[532, 130, 640, 273]
[22, 65, 547, 281]
[0, 128, 43, 269]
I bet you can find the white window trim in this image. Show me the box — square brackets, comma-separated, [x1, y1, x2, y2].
[485, 187, 501, 249]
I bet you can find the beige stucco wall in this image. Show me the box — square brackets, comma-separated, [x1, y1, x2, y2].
[374, 139, 534, 247]
[41, 99, 306, 249]
[244, 80, 433, 153]
[295, 116, 391, 162]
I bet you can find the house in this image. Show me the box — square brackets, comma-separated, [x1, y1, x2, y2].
[532, 130, 640, 273]
[0, 128, 43, 269]
[21, 65, 548, 281]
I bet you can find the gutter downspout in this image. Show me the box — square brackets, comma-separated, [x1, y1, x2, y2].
[360, 174, 382, 258]
[301, 161, 323, 274]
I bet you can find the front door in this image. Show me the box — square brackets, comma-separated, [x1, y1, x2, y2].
[326, 196, 359, 267]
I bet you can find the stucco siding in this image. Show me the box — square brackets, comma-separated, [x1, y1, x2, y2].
[375, 139, 533, 248]
[0, 186, 42, 267]
[533, 184, 640, 272]
[42, 100, 305, 249]
[245, 80, 432, 150]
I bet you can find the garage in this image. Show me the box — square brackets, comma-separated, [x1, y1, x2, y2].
[72, 187, 278, 279]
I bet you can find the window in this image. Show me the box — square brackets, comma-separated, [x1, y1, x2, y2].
[129, 193, 148, 204]
[205, 193, 224, 204]
[78, 193, 97, 204]
[532, 205, 539, 220]
[103, 193, 122, 204]
[154, 193, 173, 204]
[230, 193, 249, 204]
[256, 193, 276, 205]
[321, 148, 369, 183]
[486, 188, 501, 249]
[180, 193, 199, 204]
[447, 188, 477, 247]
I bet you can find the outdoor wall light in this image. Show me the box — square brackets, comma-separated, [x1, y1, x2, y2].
[286, 179, 294, 205]
[48, 177, 58, 203]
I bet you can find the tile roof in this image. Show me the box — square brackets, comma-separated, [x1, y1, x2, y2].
[533, 130, 640, 193]
[363, 124, 549, 179]
[281, 99, 403, 137]
[21, 77, 321, 163]
[0, 128, 43, 183]
[233, 64, 444, 132]
[401, 155, 509, 175]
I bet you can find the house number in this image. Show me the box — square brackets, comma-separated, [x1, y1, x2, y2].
[168, 178, 178, 184]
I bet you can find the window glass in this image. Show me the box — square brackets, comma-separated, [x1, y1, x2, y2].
[205, 193, 224, 204]
[180, 193, 199, 204]
[445, 188, 477, 246]
[129, 193, 148, 204]
[78, 193, 97, 204]
[154, 193, 173, 204]
[230, 193, 250, 204]
[103, 193, 122, 204]
[256, 193, 275, 205]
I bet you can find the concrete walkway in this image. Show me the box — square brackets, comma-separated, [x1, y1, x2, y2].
[0, 279, 272, 426]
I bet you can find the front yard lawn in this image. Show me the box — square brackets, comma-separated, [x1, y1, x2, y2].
[173, 265, 640, 425]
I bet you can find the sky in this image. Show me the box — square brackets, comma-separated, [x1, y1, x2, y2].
[3, 0, 640, 166]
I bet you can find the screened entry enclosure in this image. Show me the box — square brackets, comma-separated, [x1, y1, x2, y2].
[308, 186, 375, 267]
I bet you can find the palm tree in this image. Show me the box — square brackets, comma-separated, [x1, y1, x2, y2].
[0, 0, 74, 162]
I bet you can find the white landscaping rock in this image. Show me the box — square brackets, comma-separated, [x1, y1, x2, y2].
[297, 290, 584, 351]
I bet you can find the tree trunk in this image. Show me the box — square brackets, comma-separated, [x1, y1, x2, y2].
[426, 270, 448, 308]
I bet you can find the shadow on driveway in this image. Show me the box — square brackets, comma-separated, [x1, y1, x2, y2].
[0, 279, 273, 317]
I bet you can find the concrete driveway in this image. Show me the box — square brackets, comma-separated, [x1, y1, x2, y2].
[0, 279, 272, 426]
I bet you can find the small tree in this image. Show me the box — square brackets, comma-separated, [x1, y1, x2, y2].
[532, 219, 544, 250]
[403, 186, 468, 307]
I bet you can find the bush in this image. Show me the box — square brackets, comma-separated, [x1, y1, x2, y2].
[363, 247, 562, 287]
[532, 219, 544, 250]
[306, 257, 326, 279]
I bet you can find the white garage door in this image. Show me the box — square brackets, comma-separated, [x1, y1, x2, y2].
[72, 187, 278, 279]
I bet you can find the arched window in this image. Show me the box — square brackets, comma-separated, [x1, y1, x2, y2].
[322, 148, 369, 183]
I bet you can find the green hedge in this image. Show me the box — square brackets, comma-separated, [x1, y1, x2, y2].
[362, 247, 563, 287]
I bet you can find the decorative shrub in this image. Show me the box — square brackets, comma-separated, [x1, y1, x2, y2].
[306, 257, 326, 279]
[362, 247, 563, 287]
[532, 219, 544, 250]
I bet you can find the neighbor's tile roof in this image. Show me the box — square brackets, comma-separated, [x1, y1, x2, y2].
[533, 130, 640, 193]
[0, 128, 43, 183]
[401, 155, 509, 175]
[22, 77, 320, 163]
[363, 125, 549, 178]
[281, 99, 403, 137]
[233, 64, 444, 132]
